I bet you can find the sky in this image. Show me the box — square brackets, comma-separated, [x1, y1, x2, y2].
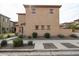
[0, 0, 79, 23]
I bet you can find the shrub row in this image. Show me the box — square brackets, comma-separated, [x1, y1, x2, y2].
[27, 32, 79, 39]
[13, 39, 34, 47]
[0, 39, 34, 47]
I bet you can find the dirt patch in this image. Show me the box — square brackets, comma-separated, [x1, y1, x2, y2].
[0, 44, 35, 49]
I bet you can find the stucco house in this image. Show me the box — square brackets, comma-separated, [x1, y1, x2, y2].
[16, 5, 73, 37]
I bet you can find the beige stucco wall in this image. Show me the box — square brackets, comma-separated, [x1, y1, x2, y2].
[18, 14, 26, 25]
[24, 6, 60, 36]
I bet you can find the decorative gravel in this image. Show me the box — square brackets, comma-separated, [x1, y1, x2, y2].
[43, 43, 57, 49]
[61, 43, 79, 48]
[0, 44, 35, 49]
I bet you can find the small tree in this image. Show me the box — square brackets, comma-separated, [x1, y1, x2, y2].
[68, 23, 77, 32]
[44, 33, 50, 38]
[32, 32, 38, 38]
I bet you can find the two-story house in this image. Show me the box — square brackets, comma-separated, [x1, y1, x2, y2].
[17, 5, 73, 37]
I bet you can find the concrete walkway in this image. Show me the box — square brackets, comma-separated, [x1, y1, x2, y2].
[0, 36, 17, 43]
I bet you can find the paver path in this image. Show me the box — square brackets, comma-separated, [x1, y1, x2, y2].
[8, 40, 79, 50]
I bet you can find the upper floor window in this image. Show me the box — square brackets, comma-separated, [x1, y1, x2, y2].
[32, 8, 36, 14]
[50, 9, 53, 14]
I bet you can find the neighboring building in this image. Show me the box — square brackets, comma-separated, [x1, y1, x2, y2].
[60, 19, 79, 29]
[0, 14, 10, 34]
[17, 5, 73, 36]
[9, 21, 17, 33]
[74, 19, 79, 24]
[60, 22, 73, 29]
[0, 14, 16, 34]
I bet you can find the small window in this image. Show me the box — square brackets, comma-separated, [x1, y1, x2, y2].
[41, 25, 44, 30]
[47, 25, 50, 30]
[35, 25, 39, 30]
[50, 9, 53, 14]
[32, 8, 36, 14]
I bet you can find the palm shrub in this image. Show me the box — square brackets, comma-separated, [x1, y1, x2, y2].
[32, 32, 38, 38]
[13, 38, 23, 47]
[1, 40, 7, 47]
[44, 33, 50, 38]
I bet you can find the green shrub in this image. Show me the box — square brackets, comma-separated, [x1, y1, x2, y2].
[57, 34, 65, 38]
[28, 36, 32, 39]
[1, 40, 7, 47]
[32, 32, 38, 38]
[70, 34, 78, 38]
[13, 38, 23, 47]
[44, 33, 50, 38]
[18, 35, 24, 38]
[27, 41, 33, 45]
[7, 35, 11, 38]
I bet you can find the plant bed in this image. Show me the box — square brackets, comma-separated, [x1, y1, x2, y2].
[0, 44, 35, 49]
[12, 44, 35, 49]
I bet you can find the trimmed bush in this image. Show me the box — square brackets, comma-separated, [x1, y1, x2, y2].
[18, 35, 24, 38]
[1, 40, 7, 47]
[44, 33, 50, 38]
[28, 36, 32, 39]
[27, 41, 33, 45]
[7, 35, 11, 38]
[70, 34, 78, 38]
[57, 34, 65, 38]
[32, 32, 38, 38]
[13, 38, 23, 47]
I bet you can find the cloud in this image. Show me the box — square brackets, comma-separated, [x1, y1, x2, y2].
[0, 0, 79, 23]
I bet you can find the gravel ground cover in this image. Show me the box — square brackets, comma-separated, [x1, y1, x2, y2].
[61, 43, 79, 48]
[43, 43, 57, 49]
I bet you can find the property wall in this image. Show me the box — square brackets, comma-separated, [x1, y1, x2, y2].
[59, 28, 73, 36]
[75, 30, 79, 32]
